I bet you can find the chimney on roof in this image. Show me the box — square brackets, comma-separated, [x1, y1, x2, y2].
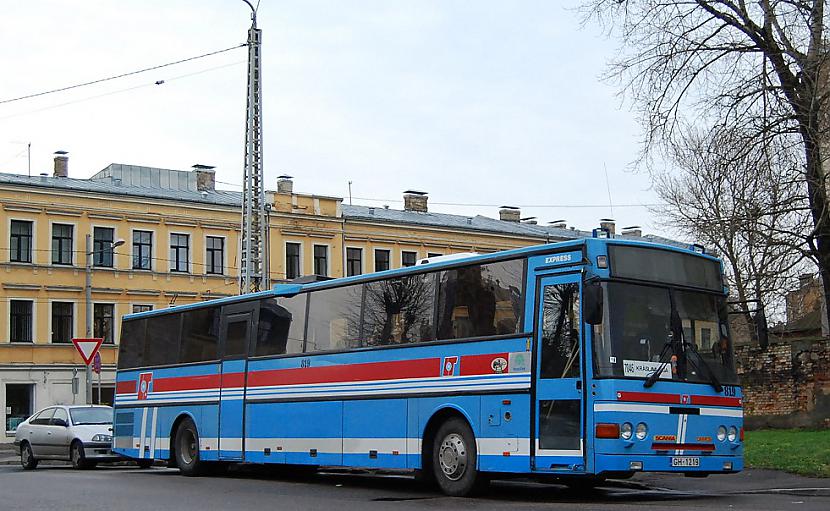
[549, 219, 567, 229]
[622, 225, 642, 237]
[499, 206, 520, 222]
[403, 190, 428, 212]
[277, 175, 294, 194]
[192, 164, 216, 192]
[521, 216, 538, 225]
[600, 218, 616, 236]
[53, 151, 68, 178]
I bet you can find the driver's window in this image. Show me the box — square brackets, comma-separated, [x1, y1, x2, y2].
[51, 408, 68, 426]
[31, 408, 55, 426]
[540, 283, 580, 378]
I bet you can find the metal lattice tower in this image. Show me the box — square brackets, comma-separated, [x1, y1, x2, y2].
[240, 6, 268, 294]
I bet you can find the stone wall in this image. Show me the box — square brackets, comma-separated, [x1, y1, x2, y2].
[735, 339, 830, 429]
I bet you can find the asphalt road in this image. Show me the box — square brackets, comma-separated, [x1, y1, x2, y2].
[0, 464, 828, 511]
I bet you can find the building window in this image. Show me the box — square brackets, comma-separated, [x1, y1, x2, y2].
[346, 247, 363, 277]
[51, 302, 73, 343]
[52, 223, 73, 265]
[170, 233, 190, 272]
[92, 386, 115, 407]
[10, 300, 33, 343]
[132, 230, 152, 270]
[401, 251, 417, 267]
[10, 220, 33, 263]
[94, 303, 115, 344]
[132, 304, 153, 314]
[374, 249, 390, 272]
[313, 245, 328, 276]
[93, 227, 114, 267]
[206, 236, 224, 275]
[285, 242, 301, 280]
[5, 383, 33, 433]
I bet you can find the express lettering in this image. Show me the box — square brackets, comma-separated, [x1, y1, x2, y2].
[544, 254, 573, 264]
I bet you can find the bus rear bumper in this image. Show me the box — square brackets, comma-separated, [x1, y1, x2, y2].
[594, 454, 743, 475]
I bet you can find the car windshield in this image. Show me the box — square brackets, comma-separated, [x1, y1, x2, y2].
[69, 407, 112, 425]
[593, 282, 738, 385]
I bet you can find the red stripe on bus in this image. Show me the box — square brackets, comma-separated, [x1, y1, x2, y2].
[651, 442, 715, 452]
[691, 395, 742, 407]
[153, 374, 222, 392]
[458, 352, 510, 376]
[617, 391, 681, 404]
[116, 381, 137, 394]
[247, 358, 441, 388]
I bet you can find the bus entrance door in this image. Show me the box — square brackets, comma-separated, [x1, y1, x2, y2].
[218, 303, 255, 460]
[533, 274, 585, 472]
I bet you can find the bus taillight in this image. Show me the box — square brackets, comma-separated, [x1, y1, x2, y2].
[595, 423, 620, 439]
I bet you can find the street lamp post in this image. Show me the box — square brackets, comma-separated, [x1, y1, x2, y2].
[84, 234, 125, 404]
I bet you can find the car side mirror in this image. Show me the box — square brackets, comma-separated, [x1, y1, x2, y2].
[583, 282, 603, 325]
[53, 419, 68, 427]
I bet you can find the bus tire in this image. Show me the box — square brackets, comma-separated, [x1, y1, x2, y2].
[431, 417, 487, 497]
[174, 418, 205, 476]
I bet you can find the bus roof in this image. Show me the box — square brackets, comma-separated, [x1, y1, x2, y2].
[124, 237, 718, 322]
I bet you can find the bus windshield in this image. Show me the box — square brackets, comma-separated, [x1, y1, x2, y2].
[593, 282, 739, 385]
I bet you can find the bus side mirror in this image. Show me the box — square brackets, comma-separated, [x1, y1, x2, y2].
[755, 309, 769, 349]
[583, 282, 603, 325]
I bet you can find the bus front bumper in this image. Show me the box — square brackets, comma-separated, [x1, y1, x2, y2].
[595, 454, 743, 475]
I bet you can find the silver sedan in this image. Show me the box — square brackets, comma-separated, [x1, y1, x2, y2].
[13, 405, 126, 469]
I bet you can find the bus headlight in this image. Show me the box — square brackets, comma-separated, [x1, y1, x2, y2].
[727, 426, 738, 442]
[635, 422, 648, 440]
[716, 426, 727, 442]
[620, 422, 633, 440]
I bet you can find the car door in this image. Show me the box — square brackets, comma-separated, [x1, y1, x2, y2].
[27, 408, 55, 457]
[47, 407, 72, 458]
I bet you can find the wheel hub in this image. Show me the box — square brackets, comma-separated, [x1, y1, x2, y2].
[438, 433, 467, 481]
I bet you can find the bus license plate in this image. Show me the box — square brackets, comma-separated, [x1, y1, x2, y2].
[671, 456, 700, 467]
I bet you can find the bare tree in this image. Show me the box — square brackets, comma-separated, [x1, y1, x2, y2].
[655, 125, 812, 329]
[583, 0, 830, 327]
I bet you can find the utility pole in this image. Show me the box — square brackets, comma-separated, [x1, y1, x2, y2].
[239, 0, 268, 294]
[84, 234, 93, 404]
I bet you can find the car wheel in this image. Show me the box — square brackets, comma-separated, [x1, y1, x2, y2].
[71, 441, 92, 470]
[431, 417, 488, 497]
[136, 459, 153, 469]
[20, 442, 38, 470]
[174, 418, 205, 476]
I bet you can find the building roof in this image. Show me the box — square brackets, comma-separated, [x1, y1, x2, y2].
[0, 166, 681, 244]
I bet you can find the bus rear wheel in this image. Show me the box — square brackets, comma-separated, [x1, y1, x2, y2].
[174, 418, 205, 476]
[431, 417, 487, 497]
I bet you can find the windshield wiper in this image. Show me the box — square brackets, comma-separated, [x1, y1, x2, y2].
[643, 334, 674, 388]
[684, 342, 723, 393]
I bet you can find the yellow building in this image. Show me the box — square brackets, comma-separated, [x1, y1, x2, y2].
[1, 155, 642, 440]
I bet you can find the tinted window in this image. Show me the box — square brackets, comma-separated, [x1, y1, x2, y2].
[256, 295, 307, 356]
[118, 319, 147, 369]
[51, 408, 68, 425]
[306, 284, 363, 351]
[609, 245, 722, 291]
[143, 314, 181, 367]
[179, 307, 219, 363]
[540, 283, 580, 379]
[362, 275, 435, 346]
[31, 408, 55, 426]
[224, 317, 249, 357]
[436, 259, 524, 340]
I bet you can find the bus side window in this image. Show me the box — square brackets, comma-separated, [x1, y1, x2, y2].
[118, 318, 147, 369]
[540, 283, 580, 379]
[363, 275, 435, 346]
[180, 307, 220, 363]
[144, 314, 182, 367]
[256, 295, 307, 356]
[306, 285, 362, 352]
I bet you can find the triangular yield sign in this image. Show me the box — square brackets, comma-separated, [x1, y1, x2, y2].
[72, 338, 104, 366]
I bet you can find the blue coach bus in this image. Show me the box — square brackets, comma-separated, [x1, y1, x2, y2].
[113, 237, 743, 496]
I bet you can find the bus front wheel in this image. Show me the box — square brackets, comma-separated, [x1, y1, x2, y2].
[175, 418, 205, 476]
[431, 417, 487, 497]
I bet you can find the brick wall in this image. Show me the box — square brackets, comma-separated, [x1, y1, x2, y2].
[735, 339, 830, 428]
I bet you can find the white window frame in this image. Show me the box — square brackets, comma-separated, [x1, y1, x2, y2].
[91, 223, 119, 269]
[400, 249, 419, 268]
[168, 231, 191, 273]
[7, 298, 36, 344]
[7, 217, 37, 265]
[130, 227, 156, 271]
[312, 243, 330, 277]
[373, 247, 392, 272]
[47, 300, 76, 345]
[284, 240, 303, 280]
[93, 302, 118, 345]
[204, 234, 227, 276]
[48, 220, 77, 267]
[345, 246, 364, 277]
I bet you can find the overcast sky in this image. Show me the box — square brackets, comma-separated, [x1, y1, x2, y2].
[0, 1, 671, 238]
